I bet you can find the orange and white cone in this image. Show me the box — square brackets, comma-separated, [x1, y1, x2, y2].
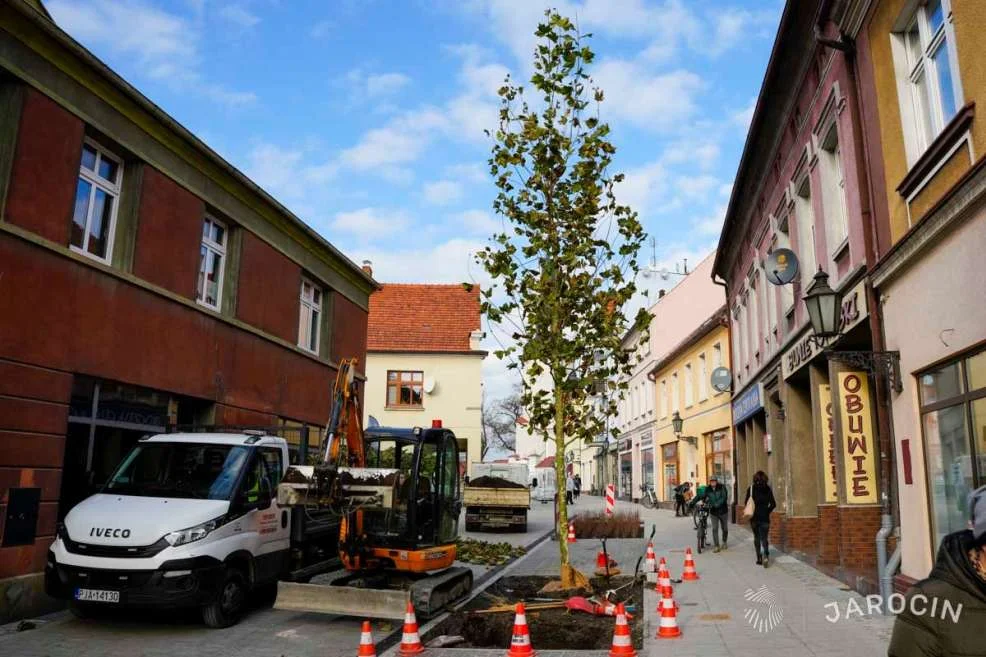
[567, 522, 577, 543]
[505, 602, 536, 657]
[656, 581, 678, 613]
[655, 563, 673, 598]
[398, 601, 424, 655]
[656, 589, 682, 638]
[357, 620, 377, 656]
[607, 603, 636, 657]
[682, 547, 700, 581]
[644, 543, 657, 573]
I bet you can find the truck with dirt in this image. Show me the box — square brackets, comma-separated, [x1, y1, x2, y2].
[464, 462, 531, 532]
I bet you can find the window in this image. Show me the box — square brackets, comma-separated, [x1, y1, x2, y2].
[774, 218, 796, 312]
[698, 354, 708, 401]
[671, 373, 679, 412]
[197, 217, 226, 309]
[684, 364, 694, 407]
[387, 370, 424, 407]
[298, 277, 322, 354]
[260, 447, 284, 487]
[819, 126, 849, 257]
[71, 140, 122, 262]
[765, 258, 778, 339]
[748, 278, 759, 362]
[705, 431, 732, 486]
[713, 343, 723, 369]
[794, 176, 817, 287]
[919, 346, 986, 551]
[898, 0, 961, 158]
[660, 379, 668, 418]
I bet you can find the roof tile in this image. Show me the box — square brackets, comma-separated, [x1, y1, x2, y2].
[367, 283, 482, 353]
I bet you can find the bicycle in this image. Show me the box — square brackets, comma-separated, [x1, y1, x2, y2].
[639, 484, 657, 509]
[694, 500, 709, 554]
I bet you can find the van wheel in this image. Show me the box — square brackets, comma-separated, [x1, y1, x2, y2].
[202, 568, 248, 628]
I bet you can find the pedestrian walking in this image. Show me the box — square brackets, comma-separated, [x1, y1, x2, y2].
[673, 482, 690, 517]
[565, 474, 574, 505]
[743, 470, 776, 566]
[693, 476, 729, 551]
[574, 474, 582, 502]
[888, 485, 986, 657]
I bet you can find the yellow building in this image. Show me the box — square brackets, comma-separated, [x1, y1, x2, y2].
[648, 308, 732, 503]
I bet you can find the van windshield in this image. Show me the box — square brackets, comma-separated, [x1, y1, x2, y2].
[104, 443, 250, 500]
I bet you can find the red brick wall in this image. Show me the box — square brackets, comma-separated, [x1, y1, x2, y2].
[818, 504, 840, 564]
[784, 516, 820, 552]
[0, 360, 71, 579]
[331, 291, 368, 369]
[769, 511, 786, 546]
[5, 88, 83, 244]
[236, 232, 301, 344]
[214, 403, 277, 426]
[133, 167, 204, 298]
[838, 505, 881, 570]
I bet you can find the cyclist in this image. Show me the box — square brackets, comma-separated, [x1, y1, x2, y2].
[691, 476, 729, 552]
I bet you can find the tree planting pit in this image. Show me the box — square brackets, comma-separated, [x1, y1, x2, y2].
[429, 575, 643, 651]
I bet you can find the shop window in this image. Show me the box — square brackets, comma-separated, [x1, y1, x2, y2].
[71, 139, 122, 263]
[705, 431, 732, 487]
[919, 346, 986, 551]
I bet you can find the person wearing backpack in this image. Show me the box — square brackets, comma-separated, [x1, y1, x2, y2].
[743, 470, 777, 566]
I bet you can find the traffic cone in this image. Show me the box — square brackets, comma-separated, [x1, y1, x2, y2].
[644, 543, 656, 573]
[607, 603, 636, 657]
[357, 620, 377, 656]
[398, 601, 424, 655]
[656, 589, 682, 638]
[658, 556, 667, 569]
[505, 602, 536, 657]
[655, 563, 673, 598]
[682, 547, 700, 581]
[567, 522, 577, 543]
[656, 581, 678, 613]
[595, 550, 620, 576]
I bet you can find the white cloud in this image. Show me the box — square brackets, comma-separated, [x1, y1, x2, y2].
[330, 208, 411, 239]
[732, 97, 757, 131]
[445, 162, 489, 185]
[692, 204, 728, 237]
[358, 238, 490, 285]
[218, 4, 260, 29]
[593, 61, 704, 131]
[47, 0, 255, 108]
[456, 209, 501, 236]
[616, 160, 665, 216]
[366, 72, 411, 97]
[675, 174, 720, 199]
[310, 20, 333, 38]
[424, 180, 465, 206]
[698, 8, 778, 57]
[662, 139, 720, 171]
[245, 142, 337, 201]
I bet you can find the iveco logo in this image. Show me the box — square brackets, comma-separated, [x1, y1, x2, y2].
[90, 527, 131, 539]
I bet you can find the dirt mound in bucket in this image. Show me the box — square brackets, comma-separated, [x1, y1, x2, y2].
[434, 575, 643, 650]
[467, 475, 527, 489]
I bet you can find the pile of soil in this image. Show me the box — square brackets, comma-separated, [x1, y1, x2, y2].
[435, 575, 643, 650]
[573, 510, 643, 538]
[467, 476, 527, 489]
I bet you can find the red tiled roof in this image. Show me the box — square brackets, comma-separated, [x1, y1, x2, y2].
[367, 283, 482, 353]
[535, 456, 555, 469]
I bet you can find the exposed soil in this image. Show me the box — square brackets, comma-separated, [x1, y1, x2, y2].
[572, 510, 644, 538]
[432, 575, 643, 650]
[467, 475, 527, 489]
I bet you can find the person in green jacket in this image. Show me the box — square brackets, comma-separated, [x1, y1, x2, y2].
[888, 485, 986, 657]
[690, 476, 729, 551]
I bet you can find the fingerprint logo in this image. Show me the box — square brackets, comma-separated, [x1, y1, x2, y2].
[743, 585, 783, 633]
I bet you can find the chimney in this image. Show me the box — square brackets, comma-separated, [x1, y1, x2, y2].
[361, 259, 373, 276]
[658, 289, 666, 299]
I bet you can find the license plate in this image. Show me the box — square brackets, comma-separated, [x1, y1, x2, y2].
[74, 588, 120, 603]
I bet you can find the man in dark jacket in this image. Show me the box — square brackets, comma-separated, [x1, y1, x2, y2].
[694, 476, 729, 551]
[889, 485, 986, 657]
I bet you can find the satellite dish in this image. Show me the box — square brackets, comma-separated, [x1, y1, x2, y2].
[765, 248, 799, 285]
[423, 377, 437, 394]
[710, 367, 733, 393]
[367, 415, 380, 428]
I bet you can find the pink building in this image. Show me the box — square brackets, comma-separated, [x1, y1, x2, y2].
[713, 1, 891, 595]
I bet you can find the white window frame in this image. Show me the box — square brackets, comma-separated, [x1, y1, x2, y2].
[773, 215, 796, 316]
[196, 216, 227, 310]
[698, 353, 708, 402]
[892, 0, 963, 165]
[298, 276, 322, 355]
[71, 138, 123, 264]
[818, 124, 850, 261]
[671, 372, 680, 413]
[713, 343, 723, 369]
[793, 174, 817, 288]
[684, 363, 694, 407]
[660, 379, 668, 418]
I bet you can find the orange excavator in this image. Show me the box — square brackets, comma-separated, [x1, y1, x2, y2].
[274, 358, 473, 619]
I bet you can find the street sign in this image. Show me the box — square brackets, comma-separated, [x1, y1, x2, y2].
[711, 367, 732, 393]
[765, 248, 799, 285]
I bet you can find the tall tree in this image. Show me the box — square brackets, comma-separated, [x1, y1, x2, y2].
[481, 391, 523, 459]
[476, 10, 650, 587]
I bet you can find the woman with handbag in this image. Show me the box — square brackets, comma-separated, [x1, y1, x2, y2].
[743, 471, 777, 567]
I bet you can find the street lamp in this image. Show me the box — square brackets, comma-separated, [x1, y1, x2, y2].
[671, 411, 697, 447]
[803, 269, 842, 342]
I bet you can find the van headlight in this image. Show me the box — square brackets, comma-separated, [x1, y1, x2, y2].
[163, 517, 223, 547]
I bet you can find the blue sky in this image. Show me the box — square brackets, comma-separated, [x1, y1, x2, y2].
[46, 0, 781, 399]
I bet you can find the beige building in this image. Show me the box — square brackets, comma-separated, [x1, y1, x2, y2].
[362, 277, 485, 475]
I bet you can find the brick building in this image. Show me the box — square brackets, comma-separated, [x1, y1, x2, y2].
[713, 0, 891, 593]
[0, 0, 374, 621]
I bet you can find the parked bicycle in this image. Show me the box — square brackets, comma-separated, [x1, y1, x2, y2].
[694, 500, 710, 553]
[639, 484, 658, 509]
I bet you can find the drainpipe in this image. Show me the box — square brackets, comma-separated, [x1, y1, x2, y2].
[816, 0, 898, 605]
[712, 274, 738, 523]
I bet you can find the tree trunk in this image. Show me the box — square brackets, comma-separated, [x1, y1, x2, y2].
[555, 389, 572, 586]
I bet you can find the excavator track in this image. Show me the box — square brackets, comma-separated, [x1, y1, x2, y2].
[275, 566, 473, 620]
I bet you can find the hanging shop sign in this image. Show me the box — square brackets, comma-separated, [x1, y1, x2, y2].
[818, 384, 838, 503]
[782, 279, 869, 380]
[619, 438, 632, 452]
[837, 371, 878, 504]
[731, 382, 764, 424]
